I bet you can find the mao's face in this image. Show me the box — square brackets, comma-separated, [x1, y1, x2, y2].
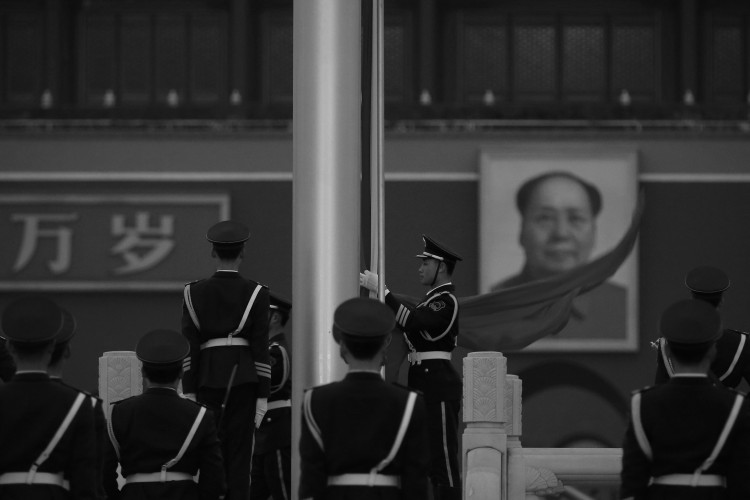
[519, 176, 597, 277]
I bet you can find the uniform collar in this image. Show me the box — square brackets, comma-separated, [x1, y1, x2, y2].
[213, 270, 241, 279]
[345, 371, 384, 381]
[12, 371, 50, 381]
[426, 282, 454, 296]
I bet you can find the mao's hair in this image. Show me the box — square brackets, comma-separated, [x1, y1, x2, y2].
[516, 171, 602, 217]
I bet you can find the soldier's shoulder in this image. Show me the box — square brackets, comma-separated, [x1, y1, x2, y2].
[245, 277, 269, 289]
[631, 385, 656, 397]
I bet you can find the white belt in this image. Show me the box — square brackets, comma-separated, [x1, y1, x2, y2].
[268, 399, 292, 411]
[126, 472, 195, 484]
[407, 351, 451, 365]
[200, 337, 249, 350]
[651, 474, 726, 487]
[0, 472, 69, 490]
[327, 473, 401, 488]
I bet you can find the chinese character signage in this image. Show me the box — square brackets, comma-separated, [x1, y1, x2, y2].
[0, 194, 229, 290]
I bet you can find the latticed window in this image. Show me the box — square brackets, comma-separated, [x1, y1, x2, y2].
[704, 12, 750, 104]
[449, 8, 659, 106]
[77, 0, 228, 108]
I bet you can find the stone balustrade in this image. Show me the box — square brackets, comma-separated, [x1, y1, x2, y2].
[462, 351, 622, 500]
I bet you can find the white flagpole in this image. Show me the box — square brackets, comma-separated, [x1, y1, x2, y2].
[291, 1, 362, 497]
[370, 0, 386, 301]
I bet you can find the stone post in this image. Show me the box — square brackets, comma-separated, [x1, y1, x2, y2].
[98, 350, 142, 417]
[463, 351, 522, 500]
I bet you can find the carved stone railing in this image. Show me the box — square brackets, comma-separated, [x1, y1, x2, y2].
[98, 351, 142, 415]
[462, 351, 622, 500]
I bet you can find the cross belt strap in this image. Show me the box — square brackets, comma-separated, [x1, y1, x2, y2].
[651, 474, 726, 487]
[0, 472, 69, 490]
[200, 337, 250, 350]
[408, 351, 451, 365]
[158, 406, 207, 481]
[719, 334, 747, 382]
[327, 474, 401, 488]
[126, 472, 195, 484]
[27, 392, 86, 484]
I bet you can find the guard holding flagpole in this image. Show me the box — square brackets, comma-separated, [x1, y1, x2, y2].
[182, 220, 271, 500]
[360, 234, 463, 500]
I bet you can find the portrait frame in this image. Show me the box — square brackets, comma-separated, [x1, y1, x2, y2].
[479, 143, 639, 352]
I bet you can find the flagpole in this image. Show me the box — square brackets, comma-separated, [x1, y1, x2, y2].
[370, 0, 386, 301]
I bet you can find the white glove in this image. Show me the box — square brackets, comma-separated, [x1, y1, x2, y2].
[359, 270, 380, 292]
[255, 398, 268, 428]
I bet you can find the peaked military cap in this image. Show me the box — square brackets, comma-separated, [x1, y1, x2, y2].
[55, 307, 77, 345]
[332, 297, 395, 343]
[1, 295, 64, 344]
[136, 329, 190, 367]
[415, 234, 463, 264]
[660, 299, 722, 349]
[206, 220, 250, 247]
[685, 266, 730, 295]
[269, 293, 292, 314]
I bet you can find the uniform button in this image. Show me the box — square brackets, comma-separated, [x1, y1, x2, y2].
[424, 368, 429, 373]
[267, 418, 272, 422]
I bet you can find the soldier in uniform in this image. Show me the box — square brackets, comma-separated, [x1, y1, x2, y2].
[181, 220, 271, 500]
[251, 293, 292, 500]
[103, 329, 226, 500]
[654, 266, 750, 387]
[621, 299, 750, 500]
[47, 306, 107, 499]
[0, 295, 98, 499]
[360, 235, 463, 500]
[299, 297, 429, 500]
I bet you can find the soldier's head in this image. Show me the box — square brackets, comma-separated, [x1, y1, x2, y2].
[207, 220, 249, 262]
[415, 234, 462, 287]
[269, 293, 292, 328]
[684, 266, 730, 309]
[48, 306, 77, 374]
[332, 297, 395, 363]
[136, 329, 190, 385]
[1, 295, 63, 366]
[661, 299, 722, 366]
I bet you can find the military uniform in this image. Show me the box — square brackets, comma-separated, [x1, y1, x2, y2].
[0, 339, 16, 382]
[50, 306, 108, 499]
[251, 294, 292, 500]
[622, 300, 750, 500]
[103, 329, 226, 500]
[0, 296, 99, 500]
[381, 235, 463, 499]
[299, 298, 430, 500]
[654, 266, 750, 388]
[182, 220, 271, 500]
